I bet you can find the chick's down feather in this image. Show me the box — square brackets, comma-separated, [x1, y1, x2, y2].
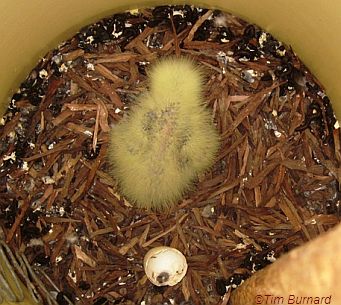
[108, 57, 219, 210]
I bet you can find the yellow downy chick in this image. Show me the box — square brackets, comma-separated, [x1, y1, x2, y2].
[108, 57, 219, 211]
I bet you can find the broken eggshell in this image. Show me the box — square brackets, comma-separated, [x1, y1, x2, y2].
[143, 246, 188, 286]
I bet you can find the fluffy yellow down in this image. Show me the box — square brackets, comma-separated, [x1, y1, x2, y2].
[108, 57, 219, 211]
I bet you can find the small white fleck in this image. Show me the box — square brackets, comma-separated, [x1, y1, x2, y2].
[276, 48, 286, 57]
[86, 36, 94, 44]
[42, 176, 55, 184]
[251, 263, 257, 273]
[125, 22, 133, 28]
[274, 130, 282, 138]
[173, 10, 185, 17]
[259, 32, 267, 48]
[266, 250, 277, 262]
[334, 120, 340, 129]
[115, 108, 122, 114]
[29, 142, 35, 149]
[86, 63, 95, 71]
[48, 142, 55, 150]
[234, 243, 247, 250]
[56, 256, 63, 263]
[3, 152, 16, 161]
[129, 9, 139, 15]
[217, 51, 235, 64]
[52, 54, 62, 65]
[246, 69, 257, 77]
[272, 109, 278, 117]
[242, 69, 257, 83]
[0, 117, 5, 125]
[22, 161, 29, 171]
[39, 69, 48, 79]
[239, 57, 250, 62]
[59, 206, 65, 217]
[59, 63, 68, 73]
[112, 30, 123, 38]
[84, 130, 93, 137]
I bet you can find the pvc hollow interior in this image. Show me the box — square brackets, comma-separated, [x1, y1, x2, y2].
[0, 1, 340, 304]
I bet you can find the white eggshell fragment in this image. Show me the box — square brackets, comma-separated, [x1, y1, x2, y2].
[143, 246, 188, 286]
